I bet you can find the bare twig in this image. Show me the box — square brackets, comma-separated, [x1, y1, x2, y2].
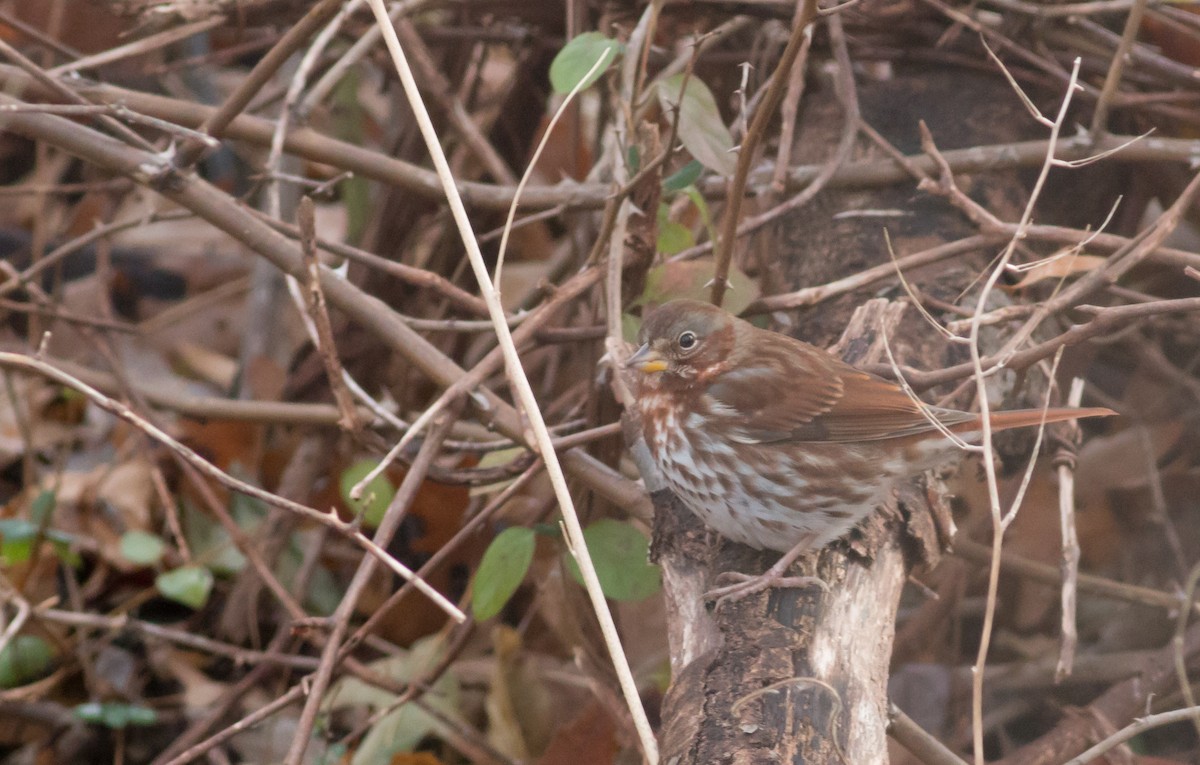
[298, 196, 362, 432]
[1063, 705, 1200, 765]
[0, 36, 154, 151]
[8, 60, 1200, 212]
[394, 18, 516, 185]
[1054, 377, 1086, 681]
[0, 352, 463, 623]
[953, 537, 1196, 614]
[771, 2, 813, 192]
[175, 0, 345, 167]
[967, 57, 1083, 765]
[47, 16, 224, 76]
[362, 3, 659, 760]
[888, 703, 970, 765]
[283, 409, 457, 765]
[710, 0, 818, 306]
[1089, 0, 1152, 136]
[1172, 563, 1200, 741]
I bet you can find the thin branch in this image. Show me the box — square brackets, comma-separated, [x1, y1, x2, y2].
[968, 57, 1083, 765]
[298, 196, 362, 432]
[9, 61, 1200, 212]
[1089, 0, 1153, 136]
[47, 16, 224, 76]
[710, 0, 818, 306]
[1054, 377, 1086, 681]
[1063, 705, 1200, 765]
[362, 3, 659, 760]
[283, 409, 458, 765]
[0, 352, 463, 623]
[953, 538, 1194, 615]
[175, 0, 346, 167]
[888, 704, 970, 765]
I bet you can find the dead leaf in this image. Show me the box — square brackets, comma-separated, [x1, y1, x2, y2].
[535, 701, 618, 765]
[1007, 252, 1106, 291]
[486, 626, 556, 760]
[1076, 423, 1185, 500]
[169, 342, 237, 390]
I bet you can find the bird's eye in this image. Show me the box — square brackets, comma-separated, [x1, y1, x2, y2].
[677, 331, 698, 350]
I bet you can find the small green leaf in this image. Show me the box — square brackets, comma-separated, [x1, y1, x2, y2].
[120, 530, 166, 566]
[29, 490, 55, 524]
[663, 160, 703, 193]
[0, 635, 54, 688]
[549, 32, 622, 94]
[468, 446, 529, 498]
[48, 537, 82, 569]
[472, 527, 535, 620]
[74, 702, 158, 729]
[627, 144, 641, 172]
[156, 566, 214, 609]
[0, 519, 36, 564]
[564, 519, 660, 601]
[59, 386, 84, 402]
[180, 497, 245, 575]
[657, 220, 694, 255]
[339, 459, 396, 527]
[656, 203, 695, 256]
[656, 74, 737, 176]
[0, 518, 77, 566]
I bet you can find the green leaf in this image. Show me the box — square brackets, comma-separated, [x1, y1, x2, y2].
[180, 496, 245, 575]
[0, 519, 36, 564]
[549, 32, 622, 94]
[229, 492, 267, 527]
[49, 537, 82, 569]
[0, 518, 78, 567]
[29, 490, 55, 524]
[156, 565, 214, 609]
[468, 446, 529, 498]
[0, 635, 54, 688]
[564, 519, 660, 601]
[275, 530, 340, 616]
[119, 530, 166, 566]
[663, 160, 703, 193]
[339, 459, 396, 527]
[656, 74, 737, 176]
[74, 702, 157, 729]
[471, 527, 535, 620]
[656, 203, 695, 256]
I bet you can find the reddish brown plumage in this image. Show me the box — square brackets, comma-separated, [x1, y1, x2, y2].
[626, 299, 1113, 554]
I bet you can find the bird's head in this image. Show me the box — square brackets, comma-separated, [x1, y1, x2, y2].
[625, 299, 736, 386]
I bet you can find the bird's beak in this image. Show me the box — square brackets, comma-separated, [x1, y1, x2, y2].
[625, 343, 668, 374]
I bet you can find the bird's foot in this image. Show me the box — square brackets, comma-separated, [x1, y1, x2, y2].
[703, 533, 826, 606]
[704, 562, 829, 607]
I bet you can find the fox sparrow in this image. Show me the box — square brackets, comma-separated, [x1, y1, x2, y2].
[626, 299, 1113, 600]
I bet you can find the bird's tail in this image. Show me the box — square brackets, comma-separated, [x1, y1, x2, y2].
[946, 406, 1115, 435]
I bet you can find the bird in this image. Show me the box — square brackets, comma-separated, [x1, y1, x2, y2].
[624, 298, 1113, 602]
